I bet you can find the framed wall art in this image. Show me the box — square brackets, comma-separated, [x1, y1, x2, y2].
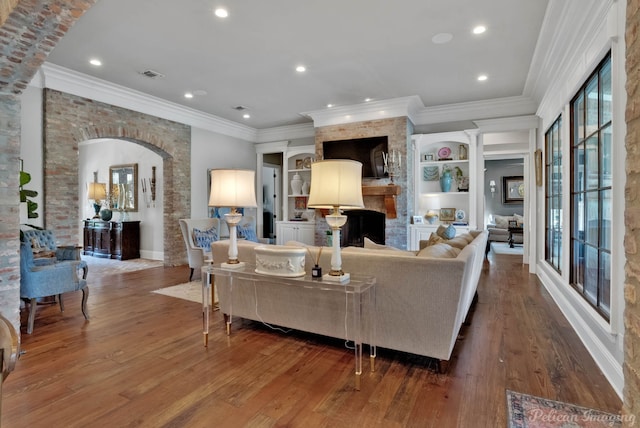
[503, 176, 524, 204]
[439, 208, 456, 222]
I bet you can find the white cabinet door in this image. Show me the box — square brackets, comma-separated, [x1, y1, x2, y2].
[276, 221, 315, 245]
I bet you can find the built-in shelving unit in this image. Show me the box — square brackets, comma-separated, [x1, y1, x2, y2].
[409, 131, 476, 250]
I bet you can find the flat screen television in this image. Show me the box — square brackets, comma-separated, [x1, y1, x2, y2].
[322, 136, 388, 178]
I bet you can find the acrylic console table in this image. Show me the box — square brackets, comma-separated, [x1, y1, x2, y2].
[201, 263, 376, 390]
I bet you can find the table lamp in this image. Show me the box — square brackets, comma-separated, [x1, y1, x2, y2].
[423, 194, 441, 224]
[307, 160, 364, 283]
[208, 169, 257, 268]
[87, 171, 106, 219]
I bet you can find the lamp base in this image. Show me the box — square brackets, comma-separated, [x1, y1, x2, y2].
[221, 261, 246, 270]
[322, 272, 350, 284]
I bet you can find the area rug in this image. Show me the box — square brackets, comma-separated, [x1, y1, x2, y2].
[82, 256, 164, 277]
[491, 242, 524, 256]
[152, 280, 214, 305]
[507, 390, 625, 427]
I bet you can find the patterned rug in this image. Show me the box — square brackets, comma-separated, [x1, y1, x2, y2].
[151, 280, 216, 305]
[507, 390, 625, 427]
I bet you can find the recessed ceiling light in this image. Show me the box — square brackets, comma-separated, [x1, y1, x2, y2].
[431, 33, 453, 44]
[214, 8, 228, 18]
[184, 92, 194, 99]
[327, 104, 333, 108]
[296, 65, 306, 73]
[243, 114, 251, 119]
[89, 58, 102, 66]
[477, 74, 488, 81]
[473, 25, 486, 35]
[364, 98, 372, 102]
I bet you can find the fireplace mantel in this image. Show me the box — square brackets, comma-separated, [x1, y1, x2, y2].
[362, 185, 401, 218]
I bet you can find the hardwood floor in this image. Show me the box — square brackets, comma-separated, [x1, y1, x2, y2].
[3, 252, 621, 427]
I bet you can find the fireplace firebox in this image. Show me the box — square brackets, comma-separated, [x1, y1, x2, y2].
[341, 210, 385, 247]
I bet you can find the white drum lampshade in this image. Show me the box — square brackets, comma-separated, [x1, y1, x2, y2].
[307, 160, 364, 283]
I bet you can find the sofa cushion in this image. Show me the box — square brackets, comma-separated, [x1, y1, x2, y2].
[493, 214, 512, 230]
[236, 224, 258, 242]
[445, 236, 469, 250]
[363, 237, 403, 251]
[416, 242, 460, 258]
[436, 224, 456, 240]
[192, 226, 218, 250]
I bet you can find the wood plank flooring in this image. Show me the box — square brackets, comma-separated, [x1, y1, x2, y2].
[3, 252, 622, 427]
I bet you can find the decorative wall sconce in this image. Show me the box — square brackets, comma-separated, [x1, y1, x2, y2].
[141, 166, 157, 208]
[489, 180, 496, 197]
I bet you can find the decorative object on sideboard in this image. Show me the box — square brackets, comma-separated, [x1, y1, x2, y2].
[208, 169, 257, 269]
[87, 171, 107, 219]
[141, 166, 157, 208]
[412, 215, 424, 224]
[423, 194, 441, 224]
[308, 159, 364, 283]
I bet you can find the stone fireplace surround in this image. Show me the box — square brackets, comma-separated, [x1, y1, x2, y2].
[314, 116, 412, 249]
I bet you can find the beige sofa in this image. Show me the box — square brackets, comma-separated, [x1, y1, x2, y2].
[211, 230, 487, 371]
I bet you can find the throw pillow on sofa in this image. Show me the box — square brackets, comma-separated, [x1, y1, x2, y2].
[493, 215, 511, 230]
[193, 226, 218, 250]
[436, 224, 456, 240]
[236, 224, 258, 242]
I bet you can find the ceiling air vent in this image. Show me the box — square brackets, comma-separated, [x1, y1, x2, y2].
[139, 69, 165, 79]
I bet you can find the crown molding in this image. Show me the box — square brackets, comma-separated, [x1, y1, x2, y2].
[39, 63, 258, 142]
[411, 96, 537, 125]
[473, 115, 540, 133]
[301, 95, 424, 128]
[255, 123, 315, 143]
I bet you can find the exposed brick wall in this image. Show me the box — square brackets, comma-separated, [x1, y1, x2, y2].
[0, 1, 96, 332]
[625, 0, 640, 421]
[314, 117, 411, 249]
[43, 89, 191, 266]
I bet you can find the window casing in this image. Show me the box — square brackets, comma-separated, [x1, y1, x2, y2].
[569, 53, 612, 320]
[545, 116, 562, 273]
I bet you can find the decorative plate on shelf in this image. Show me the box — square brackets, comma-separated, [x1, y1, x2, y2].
[455, 209, 466, 221]
[302, 156, 312, 168]
[437, 147, 451, 159]
[423, 166, 439, 181]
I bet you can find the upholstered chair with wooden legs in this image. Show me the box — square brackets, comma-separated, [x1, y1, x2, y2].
[19, 241, 89, 334]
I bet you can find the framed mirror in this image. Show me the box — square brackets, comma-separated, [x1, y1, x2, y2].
[109, 163, 138, 212]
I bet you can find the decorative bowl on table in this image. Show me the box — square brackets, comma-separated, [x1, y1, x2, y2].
[255, 245, 306, 277]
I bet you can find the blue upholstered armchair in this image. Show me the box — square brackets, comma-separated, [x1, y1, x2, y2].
[20, 241, 89, 334]
[21, 229, 82, 266]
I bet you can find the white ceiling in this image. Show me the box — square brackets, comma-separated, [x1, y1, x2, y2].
[46, 0, 549, 130]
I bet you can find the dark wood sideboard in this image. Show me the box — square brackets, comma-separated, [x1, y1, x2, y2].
[83, 220, 140, 260]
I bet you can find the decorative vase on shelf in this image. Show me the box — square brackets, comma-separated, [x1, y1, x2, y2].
[291, 173, 303, 195]
[440, 170, 452, 192]
[301, 181, 310, 195]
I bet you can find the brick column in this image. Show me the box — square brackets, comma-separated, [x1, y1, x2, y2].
[0, 0, 96, 332]
[624, 0, 640, 420]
